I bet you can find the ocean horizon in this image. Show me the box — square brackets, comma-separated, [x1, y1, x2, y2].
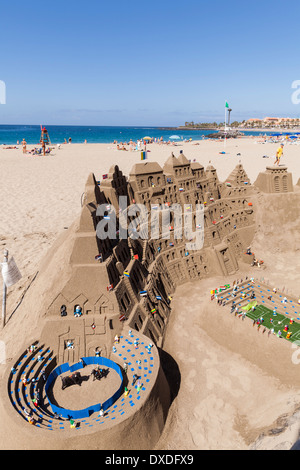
[0, 124, 272, 146]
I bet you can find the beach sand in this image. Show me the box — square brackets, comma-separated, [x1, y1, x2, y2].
[1, 137, 300, 450]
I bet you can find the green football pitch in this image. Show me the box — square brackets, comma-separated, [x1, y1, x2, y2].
[246, 304, 300, 343]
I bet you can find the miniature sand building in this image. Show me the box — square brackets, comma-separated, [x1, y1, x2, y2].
[254, 166, 293, 193]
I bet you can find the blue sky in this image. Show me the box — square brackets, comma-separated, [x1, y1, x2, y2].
[1, 0, 300, 126]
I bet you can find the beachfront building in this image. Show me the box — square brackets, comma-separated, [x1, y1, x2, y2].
[241, 117, 300, 129]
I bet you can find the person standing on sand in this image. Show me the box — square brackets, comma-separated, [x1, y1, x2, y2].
[22, 138, 27, 154]
[274, 144, 284, 165]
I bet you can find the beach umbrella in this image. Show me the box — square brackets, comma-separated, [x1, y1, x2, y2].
[143, 136, 152, 140]
[169, 135, 181, 139]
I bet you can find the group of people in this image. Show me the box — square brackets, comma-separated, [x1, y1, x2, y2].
[114, 136, 189, 152]
[21, 138, 53, 156]
[221, 281, 297, 340]
[19, 358, 48, 425]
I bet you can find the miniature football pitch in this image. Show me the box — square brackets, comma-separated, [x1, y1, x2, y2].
[246, 304, 300, 343]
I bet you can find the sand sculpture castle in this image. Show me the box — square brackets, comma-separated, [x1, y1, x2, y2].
[2, 154, 294, 450]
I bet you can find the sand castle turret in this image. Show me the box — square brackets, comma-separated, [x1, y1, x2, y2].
[226, 163, 251, 187]
[254, 166, 293, 193]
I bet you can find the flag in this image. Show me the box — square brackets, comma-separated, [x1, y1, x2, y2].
[123, 271, 130, 277]
[119, 314, 126, 321]
[141, 151, 147, 160]
[1, 256, 22, 287]
[225, 101, 229, 108]
[140, 291, 147, 297]
[156, 295, 162, 300]
[107, 284, 113, 291]
[151, 308, 156, 314]
[132, 254, 139, 260]
[102, 174, 108, 179]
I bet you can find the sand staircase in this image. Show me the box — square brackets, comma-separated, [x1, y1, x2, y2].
[6, 330, 158, 434]
[8, 342, 57, 428]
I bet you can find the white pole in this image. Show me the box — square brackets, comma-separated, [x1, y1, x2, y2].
[224, 106, 227, 148]
[2, 249, 8, 328]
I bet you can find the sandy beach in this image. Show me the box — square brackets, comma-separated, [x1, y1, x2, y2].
[1, 137, 300, 450]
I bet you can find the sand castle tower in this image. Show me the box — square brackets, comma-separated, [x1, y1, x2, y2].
[205, 163, 222, 200]
[226, 163, 251, 186]
[254, 166, 293, 193]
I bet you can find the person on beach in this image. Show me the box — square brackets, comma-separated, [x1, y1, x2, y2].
[274, 144, 284, 165]
[22, 139, 27, 153]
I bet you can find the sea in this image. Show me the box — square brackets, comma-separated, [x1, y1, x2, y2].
[0, 125, 272, 146]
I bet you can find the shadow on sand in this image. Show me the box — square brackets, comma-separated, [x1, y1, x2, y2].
[158, 348, 181, 404]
